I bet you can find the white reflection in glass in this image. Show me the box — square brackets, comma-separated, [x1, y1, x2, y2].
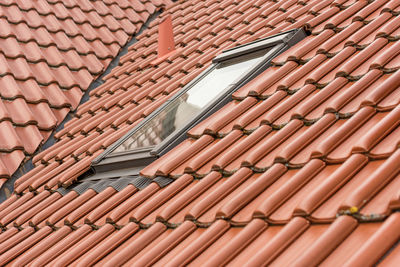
[111, 49, 267, 154]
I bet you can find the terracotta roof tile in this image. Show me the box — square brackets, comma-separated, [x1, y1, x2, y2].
[0, 0, 400, 265]
[0, 0, 171, 180]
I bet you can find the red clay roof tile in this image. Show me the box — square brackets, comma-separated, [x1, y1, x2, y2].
[0, 0, 170, 180]
[0, 0, 400, 265]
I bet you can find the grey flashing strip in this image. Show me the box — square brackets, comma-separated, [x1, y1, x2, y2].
[58, 174, 175, 196]
[56, 187, 70, 196]
[56, 179, 96, 196]
[72, 181, 97, 195]
[89, 180, 112, 194]
[153, 176, 175, 188]
[109, 176, 135, 192]
[129, 176, 153, 190]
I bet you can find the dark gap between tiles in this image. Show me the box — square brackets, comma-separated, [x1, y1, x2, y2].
[0, 11, 163, 202]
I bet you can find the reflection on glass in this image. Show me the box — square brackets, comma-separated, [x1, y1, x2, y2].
[111, 49, 268, 154]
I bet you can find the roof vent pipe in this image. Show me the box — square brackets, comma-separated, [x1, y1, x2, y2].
[151, 15, 179, 65]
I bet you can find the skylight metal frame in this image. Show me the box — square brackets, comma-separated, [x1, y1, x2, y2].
[91, 28, 307, 175]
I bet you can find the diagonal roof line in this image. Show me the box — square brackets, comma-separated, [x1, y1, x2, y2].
[0, 5, 169, 201]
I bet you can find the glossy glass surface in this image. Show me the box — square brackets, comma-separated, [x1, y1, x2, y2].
[111, 49, 267, 154]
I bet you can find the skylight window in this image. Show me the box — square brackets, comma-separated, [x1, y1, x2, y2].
[111, 49, 267, 154]
[91, 28, 307, 175]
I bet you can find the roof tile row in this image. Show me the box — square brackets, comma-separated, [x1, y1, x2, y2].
[0, 0, 171, 181]
[0, 0, 399, 265]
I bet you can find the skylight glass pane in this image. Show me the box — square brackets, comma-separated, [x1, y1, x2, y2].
[111, 49, 268, 154]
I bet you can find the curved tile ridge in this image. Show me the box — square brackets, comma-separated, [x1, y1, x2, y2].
[0, 0, 172, 182]
[0, 214, 398, 265]
[0, 0, 400, 265]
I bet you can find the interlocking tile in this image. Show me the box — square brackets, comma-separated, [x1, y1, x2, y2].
[0, 0, 400, 265]
[0, 0, 172, 181]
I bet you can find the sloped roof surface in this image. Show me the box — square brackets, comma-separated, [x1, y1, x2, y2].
[0, 0, 400, 265]
[0, 0, 171, 185]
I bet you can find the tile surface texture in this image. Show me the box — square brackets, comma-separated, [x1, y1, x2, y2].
[1, 0, 400, 265]
[0, 0, 171, 183]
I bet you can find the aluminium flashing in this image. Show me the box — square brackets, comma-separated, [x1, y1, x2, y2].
[153, 176, 175, 188]
[56, 186, 70, 197]
[88, 180, 112, 194]
[56, 180, 96, 196]
[128, 176, 153, 190]
[56, 176, 146, 196]
[64, 174, 172, 196]
[109, 176, 137, 192]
